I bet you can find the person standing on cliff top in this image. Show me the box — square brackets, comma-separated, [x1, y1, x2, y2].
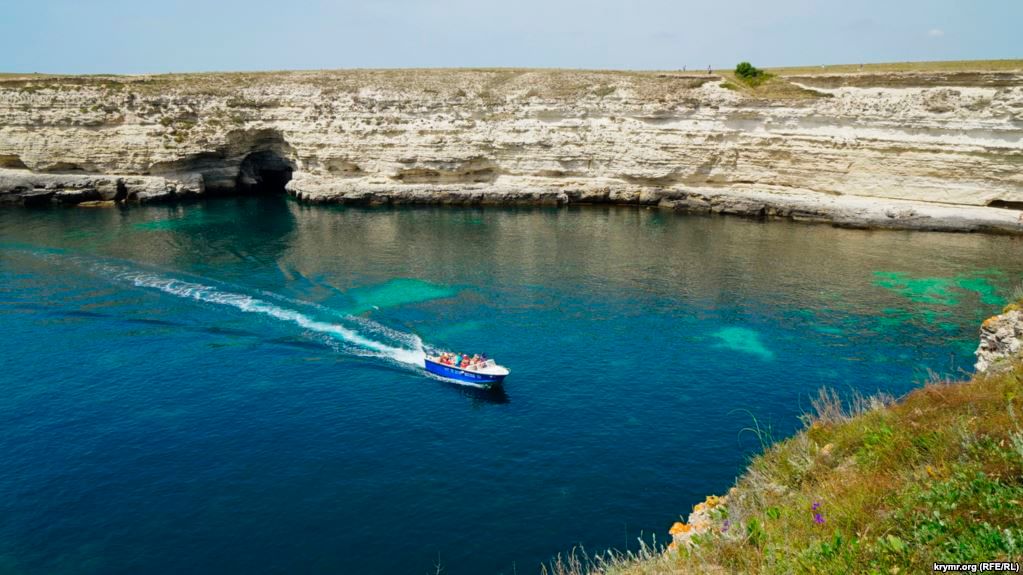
[707, 65, 711, 75]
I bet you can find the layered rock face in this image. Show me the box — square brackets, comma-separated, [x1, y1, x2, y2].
[976, 306, 1023, 373]
[1, 69, 1021, 231]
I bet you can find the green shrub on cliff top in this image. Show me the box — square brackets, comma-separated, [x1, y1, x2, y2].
[734, 62, 773, 87]
[735, 62, 763, 79]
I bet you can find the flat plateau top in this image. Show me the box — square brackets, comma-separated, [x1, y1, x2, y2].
[2, 59, 1022, 80]
[1, 61, 1021, 102]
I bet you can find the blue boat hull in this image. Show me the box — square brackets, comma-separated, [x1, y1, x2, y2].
[424, 359, 507, 387]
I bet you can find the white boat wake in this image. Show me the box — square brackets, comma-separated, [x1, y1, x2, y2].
[105, 267, 427, 367]
[6, 244, 430, 369]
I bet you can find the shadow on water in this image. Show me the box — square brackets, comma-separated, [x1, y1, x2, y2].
[25, 305, 349, 352]
[443, 381, 511, 406]
[61, 309, 108, 319]
[125, 195, 299, 267]
[265, 336, 335, 352]
[203, 325, 263, 338]
[127, 317, 180, 327]
[354, 358, 511, 405]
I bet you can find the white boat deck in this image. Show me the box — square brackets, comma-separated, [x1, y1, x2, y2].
[426, 356, 510, 376]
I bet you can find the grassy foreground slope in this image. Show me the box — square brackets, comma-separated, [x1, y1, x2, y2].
[549, 305, 1023, 574]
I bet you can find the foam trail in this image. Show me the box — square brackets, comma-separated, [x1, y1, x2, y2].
[113, 270, 426, 366]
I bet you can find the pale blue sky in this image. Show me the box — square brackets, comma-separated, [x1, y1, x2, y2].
[0, 0, 1018, 73]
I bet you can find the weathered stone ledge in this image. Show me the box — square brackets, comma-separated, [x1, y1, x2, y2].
[287, 176, 1023, 234]
[4, 166, 1022, 234]
[0, 168, 204, 206]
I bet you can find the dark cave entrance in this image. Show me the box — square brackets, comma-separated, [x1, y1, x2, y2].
[988, 199, 1023, 211]
[237, 150, 294, 195]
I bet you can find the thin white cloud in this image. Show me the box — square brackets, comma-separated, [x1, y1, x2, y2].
[928, 28, 945, 37]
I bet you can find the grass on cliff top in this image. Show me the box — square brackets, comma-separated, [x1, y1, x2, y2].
[719, 71, 829, 100]
[3, 59, 1019, 101]
[764, 59, 1023, 76]
[0, 68, 713, 103]
[547, 301, 1023, 574]
[713, 59, 1023, 96]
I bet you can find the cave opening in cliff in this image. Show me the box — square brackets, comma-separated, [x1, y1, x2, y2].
[237, 150, 294, 195]
[988, 199, 1023, 211]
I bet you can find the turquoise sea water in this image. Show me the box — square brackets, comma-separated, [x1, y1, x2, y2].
[1, 197, 1021, 574]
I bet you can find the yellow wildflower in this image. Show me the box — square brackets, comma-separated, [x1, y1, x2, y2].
[705, 495, 721, 508]
[669, 521, 689, 535]
[693, 502, 706, 512]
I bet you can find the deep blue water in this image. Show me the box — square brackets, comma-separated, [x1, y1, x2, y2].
[1, 197, 1021, 574]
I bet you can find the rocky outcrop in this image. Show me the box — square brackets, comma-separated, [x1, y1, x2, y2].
[976, 306, 1023, 373]
[1, 68, 1022, 231]
[0, 169, 204, 205]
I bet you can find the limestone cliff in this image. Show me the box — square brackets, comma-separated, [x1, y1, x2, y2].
[1, 68, 1022, 232]
[976, 305, 1023, 372]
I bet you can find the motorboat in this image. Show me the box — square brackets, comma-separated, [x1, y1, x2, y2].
[424, 353, 509, 388]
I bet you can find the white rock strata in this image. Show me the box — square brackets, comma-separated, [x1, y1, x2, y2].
[1, 69, 1021, 231]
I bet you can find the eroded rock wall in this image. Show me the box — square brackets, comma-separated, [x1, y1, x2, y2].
[977, 305, 1023, 373]
[1, 69, 1021, 229]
